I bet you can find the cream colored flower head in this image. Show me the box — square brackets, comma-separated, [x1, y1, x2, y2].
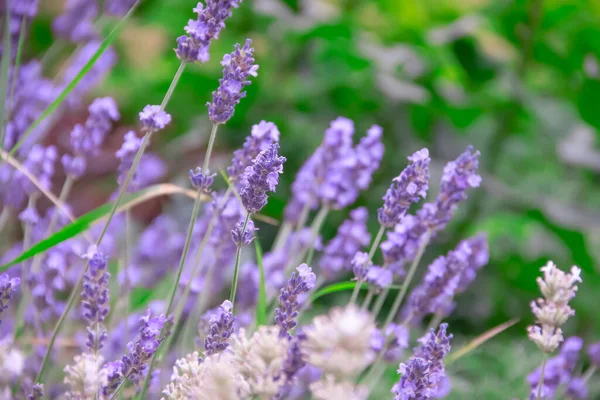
[310, 375, 369, 400]
[303, 304, 376, 378]
[537, 261, 581, 305]
[0, 338, 25, 388]
[63, 353, 107, 400]
[229, 326, 290, 399]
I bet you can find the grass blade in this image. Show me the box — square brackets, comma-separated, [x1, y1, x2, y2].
[310, 281, 403, 303]
[446, 318, 520, 364]
[8, 0, 140, 155]
[255, 238, 267, 326]
[0, 0, 12, 140]
[0, 183, 205, 272]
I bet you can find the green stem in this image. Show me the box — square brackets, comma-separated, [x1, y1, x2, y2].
[358, 225, 386, 307]
[230, 214, 251, 308]
[349, 281, 363, 305]
[37, 60, 185, 384]
[361, 289, 374, 309]
[536, 354, 548, 400]
[372, 287, 389, 319]
[582, 365, 597, 383]
[203, 123, 220, 172]
[0, 207, 10, 235]
[304, 206, 329, 266]
[110, 379, 126, 400]
[383, 230, 431, 329]
[161, 62, 185, 109]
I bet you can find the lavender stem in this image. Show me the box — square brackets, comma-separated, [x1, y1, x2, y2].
[536, 354, 548, 400]
[351, 225, 386, 305]
[304, 206, 329, 266]
[203, 123, 220, 172]
[230, 213, 251, 308]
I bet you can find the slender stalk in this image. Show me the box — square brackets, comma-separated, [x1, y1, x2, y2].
[122, 209, 133, 342]
[372, 287, 389, 319]
[361, 290, 374, 310]
[0, 207, 10, 234]
[582, 365, 597, 383]
[273, 221, 292, 251]
[354, 226, 386, 306]
[203, 123, 220, 172]
[536, 354, 548, 400]
[161, 62, 186, 109]
[304, 206, 329, 266]
[37, 62, 185, 383]
[427, 312, 444, 332]
[230, 214, 251, 307]
[383, 230, 431, 329]
[110, 380, 126, 400]
[349, 281, 362, 305]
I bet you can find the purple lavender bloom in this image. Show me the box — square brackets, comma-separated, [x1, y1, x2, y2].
[81, 246, 110, 351]
[367, 266, 393, 291]
[378, 148, 430, 227]
[380, 214, 427, 276]
[392, 324, 453, 400]
[207, 39, 258, 124]
[455, 234, 489, 293]
[103, 311, 172, 392]
[27, 384, 44, 400]
[104, 0, 137, 16]
[352, 251, 372, 283]
[62, 97, 120, 178]
[240, 142, 286, 213]
[175, 0, 241, 63]
[422, 146, 481, 231]
[320, 207, 371, 280]
[354, 125, 385, 190]
[384, 323, 410, 362]
[275, 264, 316, 338]
[588, 341, 600, 367]
[139, 105, 172, 132]
[228, 120, 280, 182]
[276, 335, 306, 399]
[116, 131, 145, 191]
[189, 168, 216, 193]
[19, 205, 40, 225]
[0, 273, 20, 321]
[52, 0, 98, 43]
[231, 219, 256, 247]
[61, 41, 117, 108]
[0, 0, 39, 58]
[528, 337, 584, 399]
[566, 377, 588, 399]
[406, 241, 472, 321]
[204, 300, 235, 355]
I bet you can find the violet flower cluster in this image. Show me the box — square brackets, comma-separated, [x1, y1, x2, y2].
[62, 97, 120, 178]
[231, 219, 257, 247]
[53, 0, 98, 43]
[275, 264, 317, 338]
[204, 300, 235, 355]
[240, 142, 286, 213]
[176, 0, 241, 63]
[285, 118, 384, 222]
[0, 273, 20, 322]
[392, 323, 453, 400]
[81, 246, 110, 351]
[1, 0, 39, 58]
[207, 39, 258, 124]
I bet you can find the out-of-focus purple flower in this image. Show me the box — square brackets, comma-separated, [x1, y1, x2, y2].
[104, 0, 136, 16]
[204, 300, 235, 355]
[240, 143, 285, 213]
[384, 323, 410, 362]
[0, 273, 20, 321]
[189, 168, 216, 193]
[0, 0, 39, 58]
[367, 266, 393, 291]
[19, 205, 40, 225]
[116, 131, 145, 191]
[320, 207, 371, 280]
[406, 240, 472, 321]
[207, 39, 258, 124]
[81, 246, 110, 351]
[588, 341, 600, 367]
[61, 41, 117, 108]
[566, 377, 588, 399]
[378, 148, 430, 227]
[102, 311, 172, 393]
[27, 384, 44, 400]
[352, 251, 372, 283]
[392, 324, 452, 400]
[62, 97, 120, 178]
[528, 337, 584, 399]
[175, 0, 241, 63]
[228, 120, 280, 183]
[380, 214, 427, 277]
[231, 219, 256, 247]
[139, 105, 172, 132]
[52, 0, 98, 43]
[276, 335, 307, 399]
[284, 119, 383, 223]
[275, 264, 316, 338]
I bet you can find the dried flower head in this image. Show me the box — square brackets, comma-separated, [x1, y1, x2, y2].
[310, 375, 368, 400]
[303, 305, 376, 378]
[528, 261, 581, 353]
[64, 353, 108, 400]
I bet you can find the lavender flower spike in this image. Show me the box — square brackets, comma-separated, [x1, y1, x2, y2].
[228, 120, 280, 182]
[207, 39, 258, 124]
[240, 142, 286, 213]
[0, 273, 20, 321]
[378, 148, 430, 227]
[81, 246, 110, 351]
[204, 300, 235, 355]
[116, 131, 145, 191]
[175, 0, 241, 63]
[139, 105, 172, 132]
[189, 167, 216, 193]
[275, 264, 317, 338]
[231, 219, 257, 247]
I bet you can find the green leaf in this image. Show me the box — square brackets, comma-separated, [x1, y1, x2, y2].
[0, 0, 13, 143]
[255, 238, 268, 326]
[310, 281, 403, 303]
[9, 0, 140, 155]
[0, 188, 151, 272]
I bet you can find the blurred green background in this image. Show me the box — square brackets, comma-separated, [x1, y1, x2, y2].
[27, 0, 600, 397]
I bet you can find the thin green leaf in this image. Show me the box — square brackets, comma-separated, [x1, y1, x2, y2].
[310, 281, 402, 303]
[9, 0, 140, 155]
[255, 238, 268, 326]
[0, 0, 13, 141]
